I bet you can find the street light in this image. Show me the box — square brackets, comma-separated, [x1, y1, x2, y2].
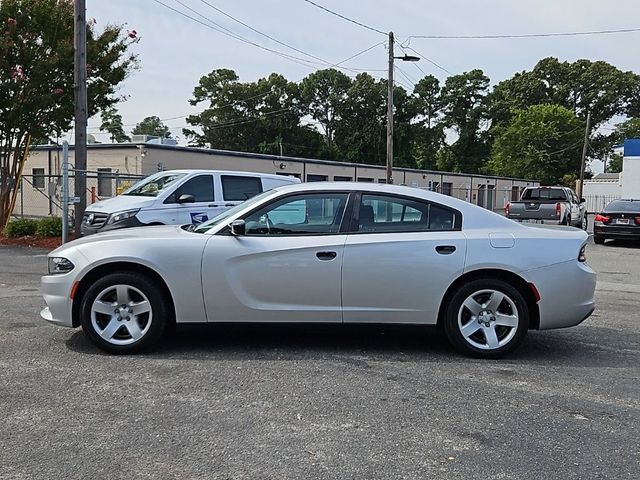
[386, 32, 420, 184]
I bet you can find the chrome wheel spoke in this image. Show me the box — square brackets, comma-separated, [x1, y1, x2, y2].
[485, 291, 505, 312]
[116, 285, 130, 305]
[124, 319, 143, 341]
[462, 297, 483, 316]
[484, 326, 500, 349]
[461, 320, 482, 338]
[100, 319, 122, 340]
[495, 313, 518, 328]
[93, 300, 116, 315]
[130, 301, 151, 316]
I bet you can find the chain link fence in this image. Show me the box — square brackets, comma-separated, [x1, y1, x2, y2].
[11, 171, 145, 221]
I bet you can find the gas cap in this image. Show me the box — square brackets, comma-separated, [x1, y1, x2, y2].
[489, 232, 515, 248]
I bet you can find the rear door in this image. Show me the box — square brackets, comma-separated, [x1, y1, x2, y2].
[218, 174, 263, 209]
[342, 193, 466, 324]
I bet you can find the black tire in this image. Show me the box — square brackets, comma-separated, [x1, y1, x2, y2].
[594, 235, 605, 245]
[563, 215, 571, 226]
[581, 215, 588, 231]
[79, 272, 170, 354]
[443, 278, 529, 359]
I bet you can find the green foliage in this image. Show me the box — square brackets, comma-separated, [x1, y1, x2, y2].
[132, 116, 171, 138]
[592, 118, 640, 164]
[487, 104, 584, 184]
[608, 153, 623, 173]
[4, 218, 38, 237]
[100, 107, 130, 143]
[0, 0, 139, 226]
[35, 216, 62, 237]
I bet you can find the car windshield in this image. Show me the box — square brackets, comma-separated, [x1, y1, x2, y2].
[605, 200, 640, 212]
[122, 173, 187, 197]
[193, 190, 275, 233]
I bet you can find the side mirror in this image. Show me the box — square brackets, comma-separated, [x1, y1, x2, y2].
[230, 219, 246, 236]
[581, 198, 586, 203]
[177, 193, 195, 203]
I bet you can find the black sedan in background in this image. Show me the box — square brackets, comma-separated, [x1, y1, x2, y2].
[594, 199, 640, 244]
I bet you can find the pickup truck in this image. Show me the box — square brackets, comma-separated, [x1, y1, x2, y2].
[506, 186, 588, 230]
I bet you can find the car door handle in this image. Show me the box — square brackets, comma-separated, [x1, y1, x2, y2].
[316, 251, 337, 260]
[435, 245, 456, 255]
[208, 204, 219, 207]
[224, 203, 235, 207]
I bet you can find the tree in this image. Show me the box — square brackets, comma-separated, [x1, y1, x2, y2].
[132, 116, 171, 138]
[100, 107, 130, 143]
[607, 153, 623, 174]
[439, 69, 491, 173]
[487, 104, 584, 185]
[411, 75, 444, 170]
[184, 69, 320, 158]
[592, 118, 640, 172]
[300, 69, 351, 152]
[0, 0, 138, 227]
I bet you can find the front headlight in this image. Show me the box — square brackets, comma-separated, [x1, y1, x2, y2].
[48, 257, 75, 275]
[107, 209, 140, 225]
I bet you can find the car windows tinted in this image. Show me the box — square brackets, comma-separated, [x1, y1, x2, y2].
[244, 193, 348, 235]
[123, 173, 186, 197]
[605, 200, 640, 212]
[170, 175, 214, 203]
[358, 194, 455, 232]
[522, 188, 567, 201]
[221, 175, 263, 201]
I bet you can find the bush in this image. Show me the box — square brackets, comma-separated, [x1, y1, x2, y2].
[4, 218, 39, 237]
[35, 217, 63, 237]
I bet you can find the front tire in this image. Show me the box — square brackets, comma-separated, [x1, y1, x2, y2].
[79, 272, 170, 354]
[443, 279, 529, 359]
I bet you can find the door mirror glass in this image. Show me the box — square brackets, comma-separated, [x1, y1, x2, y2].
[178, 194, 195, 203]
[581, 198, 586, 203]
[230, 219, 246, 236]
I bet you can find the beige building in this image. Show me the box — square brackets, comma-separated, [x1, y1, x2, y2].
[16, 142, 539, 218]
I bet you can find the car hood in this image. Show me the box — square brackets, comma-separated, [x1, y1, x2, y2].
[84, 195, 157, 214]
[51, 225, 192, 255]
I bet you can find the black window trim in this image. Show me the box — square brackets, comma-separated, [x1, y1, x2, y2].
[348, 191, 463, 234]
[217, 190, 355, 237]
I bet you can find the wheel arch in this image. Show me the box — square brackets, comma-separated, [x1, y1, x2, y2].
[72, 261, 176, 328]
[437, 268, 540, 330]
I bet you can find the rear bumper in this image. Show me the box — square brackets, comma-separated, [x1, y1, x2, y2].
[522, 260, 596, 330]
[509, 217, 563, 225]
[594, 225, 640, 239]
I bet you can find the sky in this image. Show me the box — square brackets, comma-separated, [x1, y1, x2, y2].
[85, 0, 640, 170]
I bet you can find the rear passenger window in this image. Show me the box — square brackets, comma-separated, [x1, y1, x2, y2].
[221, 175, 263, 201]
[358, 194, 456, 233]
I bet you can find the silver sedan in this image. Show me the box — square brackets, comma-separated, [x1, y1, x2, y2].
[41, 183, 596, 358]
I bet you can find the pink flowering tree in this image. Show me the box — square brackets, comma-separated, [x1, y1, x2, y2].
[0, 0, 139, 227]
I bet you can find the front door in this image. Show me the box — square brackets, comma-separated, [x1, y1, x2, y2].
[160, 174, 221, 226]
[201, 192, 351, 323]
[342, 193, 466, 324]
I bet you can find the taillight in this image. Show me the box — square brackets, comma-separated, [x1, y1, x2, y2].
[635, 217, 640, 225]
[555, 202, 561, 218]
[578, 245, 587, 262]
[594, 213, 610, 224]
[505, 203, 510, 216]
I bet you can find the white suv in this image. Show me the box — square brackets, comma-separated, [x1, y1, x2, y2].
[81, 169, 300, 235]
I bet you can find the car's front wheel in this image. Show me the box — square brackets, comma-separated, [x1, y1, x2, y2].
[443, 279, 529, 359]
[79, 272, 170, 354]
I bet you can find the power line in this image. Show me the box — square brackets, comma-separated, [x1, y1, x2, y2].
[302, 0, 386, 35]
[408, 27, 640, 40]
[405, 46, 454, 76]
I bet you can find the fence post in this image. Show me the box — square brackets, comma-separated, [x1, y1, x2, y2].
[62, 141, 69, 244]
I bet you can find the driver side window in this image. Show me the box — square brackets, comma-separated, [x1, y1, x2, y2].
[243, 193, 349, 235]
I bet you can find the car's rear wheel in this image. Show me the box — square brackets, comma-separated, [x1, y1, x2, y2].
[581, 215, 588, 231]
[443, 279, 529, 359]
[80, 272, 169, 354]
[594, 235, 605, 245]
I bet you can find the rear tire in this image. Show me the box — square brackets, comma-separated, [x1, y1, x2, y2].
[581, 215, 588, 231]
[594, 235, 605, 245]
[79, 272, 170, 354]
[443, 279, 529, 359]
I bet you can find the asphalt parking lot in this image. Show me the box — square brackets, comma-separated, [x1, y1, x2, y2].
[0, 237, 638, 479]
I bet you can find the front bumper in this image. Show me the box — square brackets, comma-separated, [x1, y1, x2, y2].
[522, 259, 596, 330]
[40, 273, 76, 328]
[81, 215, 145, 236]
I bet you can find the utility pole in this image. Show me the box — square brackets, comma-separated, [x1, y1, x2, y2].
[578, 111, 591, 200]
[62, 141, 69, 244]
[386, 31, 394, 184]
[74, 0, 88, 236]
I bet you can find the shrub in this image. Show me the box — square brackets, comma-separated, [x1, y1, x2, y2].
[36, 217, 63, 237]
[4, 218, 39, 237]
